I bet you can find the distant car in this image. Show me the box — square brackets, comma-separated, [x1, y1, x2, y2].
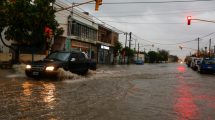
[135, 60, 144, 65]
[25, 50, 96, 78]
[191, 58, 202, 71]
[197, 58, 215, 74]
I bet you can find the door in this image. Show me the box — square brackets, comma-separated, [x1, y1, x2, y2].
[68, 53, 79, 72]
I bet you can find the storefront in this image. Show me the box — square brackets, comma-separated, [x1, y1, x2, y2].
[97, 44, 113, 64]
[71, 40, 97, 60]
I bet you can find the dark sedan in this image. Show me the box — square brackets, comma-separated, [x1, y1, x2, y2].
[25, 50, 95, 78]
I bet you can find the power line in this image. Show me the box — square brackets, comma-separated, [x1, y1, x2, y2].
[57, 0, 126, 33]
[100, 20, 185, 24]
[94, 9, 215, 18]
[75, 0, 215, 4]
[75, 7, 126, 34]
[56, 0, 215, 47]
[132, 32, 215, 45]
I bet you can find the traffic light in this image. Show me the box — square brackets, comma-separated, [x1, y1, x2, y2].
[187, 16, 192, 25]
[45, 27, 53, 39]
[95, 0, 102, 11]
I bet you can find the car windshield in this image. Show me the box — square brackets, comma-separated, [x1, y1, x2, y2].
[204, 60, 215, 65]
[46, 52, 70, 61]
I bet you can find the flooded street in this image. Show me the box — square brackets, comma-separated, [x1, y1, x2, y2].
[0, 63, 215, 120]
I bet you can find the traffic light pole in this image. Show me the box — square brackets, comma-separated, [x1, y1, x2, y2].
[192, 19, 215, 23]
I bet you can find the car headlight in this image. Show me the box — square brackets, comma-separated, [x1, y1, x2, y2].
[45, 66, 55, 71]
[26, 65, 31, 69]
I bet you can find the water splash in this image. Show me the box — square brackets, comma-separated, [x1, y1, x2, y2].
[12, 64, 26, 74]
[6, 64, 26, 78]
[57, 68, 81, 80]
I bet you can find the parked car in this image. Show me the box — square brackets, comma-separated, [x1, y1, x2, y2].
[190, 57, 197, 68]
[25, 50, 96, 78]
[135, 60, 144, 65]
[185, 56, 196, 67]
[191, 58, 202, 71]
[197, 58, 215, 74]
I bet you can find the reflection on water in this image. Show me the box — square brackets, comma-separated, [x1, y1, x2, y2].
[174, 65, 199, 120]
[22, 82, 33, 96]
[41, 83, 56, 109]
[177, 65, 186, 73]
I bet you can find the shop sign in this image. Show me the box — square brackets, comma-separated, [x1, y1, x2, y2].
[101, 45, 109, 50]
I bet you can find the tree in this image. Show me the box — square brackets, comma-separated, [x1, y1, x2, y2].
[169, 55, 179, 62]
[0, 0, 7, 32]
[158, 49, 169, 61]
[1, 0, 63, 63]
[113, 40, 122, 57]
[4, 0, 60, 46]
[148, 51, 158, 63]
[0, 0, 15, 51]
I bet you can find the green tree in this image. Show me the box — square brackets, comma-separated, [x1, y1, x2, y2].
[0, 0, 63, 63]
[113, 40, 122, 57]
[148, 51, 158, 63]
[0, 0, 7, 32]
[0, 0, 15, 51]
[169, 55, 179, 62]
[4, 0, 60, 46]
[158, 49, 169, 61]
[123, 47, 135, 58]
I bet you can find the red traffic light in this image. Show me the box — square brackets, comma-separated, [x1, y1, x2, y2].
[187, 16, 192, 25]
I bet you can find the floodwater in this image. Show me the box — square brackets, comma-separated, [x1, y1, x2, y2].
[0, 63, 215, 120]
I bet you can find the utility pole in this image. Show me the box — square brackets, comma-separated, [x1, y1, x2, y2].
[134, 39, 136, 52]
[128, 32, 132, 64]
[214, 45, 215, 56]
[205, 47, 207, 57]
[197, 37, 200, 57]
[137, 43, 139, 61]
[209, 38, 211, 58]
[124, 32, 127, 48]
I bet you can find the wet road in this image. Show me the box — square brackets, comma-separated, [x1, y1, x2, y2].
[0, 63, 215, 120]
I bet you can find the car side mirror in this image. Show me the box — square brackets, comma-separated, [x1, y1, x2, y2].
[70, 58, 76, 62]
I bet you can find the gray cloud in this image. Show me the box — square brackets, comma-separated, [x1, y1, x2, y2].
[62, 0, 215, 59]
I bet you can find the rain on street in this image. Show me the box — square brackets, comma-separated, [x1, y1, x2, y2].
[0, 63, 215, 120]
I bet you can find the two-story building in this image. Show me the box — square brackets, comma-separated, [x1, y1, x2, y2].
[97, 25, 119, 64]
[54, 8, 119, 64]
[0, 6, 119, 64]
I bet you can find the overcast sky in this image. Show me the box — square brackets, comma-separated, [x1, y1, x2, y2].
[59, 0, 215, 60]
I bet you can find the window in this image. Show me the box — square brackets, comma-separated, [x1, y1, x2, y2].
[79, 53, 86, 61]
[47, 52, 71, 61]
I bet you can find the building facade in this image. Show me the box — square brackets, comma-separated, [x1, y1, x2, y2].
[54, 8, 119, 64]
[97, 25, 119, 64]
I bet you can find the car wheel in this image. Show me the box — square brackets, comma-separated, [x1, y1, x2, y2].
[199, 70, 204, 74]
[25, 71, 32, 78]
